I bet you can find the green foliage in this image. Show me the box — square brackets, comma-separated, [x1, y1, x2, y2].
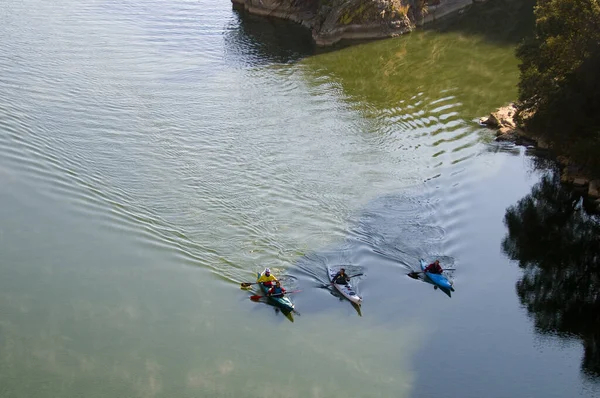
[517, 0, 600, 173]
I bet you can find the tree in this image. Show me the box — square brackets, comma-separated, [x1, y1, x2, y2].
[517, 0, 600, 173]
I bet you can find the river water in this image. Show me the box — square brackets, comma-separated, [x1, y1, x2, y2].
[0, 0, 598, 397]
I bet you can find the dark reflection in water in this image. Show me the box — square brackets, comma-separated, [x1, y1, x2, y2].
[421, 273, 452, 297]
[249, 295, 296, 322]
[224, 5, 315, 67]
[426, 0, 536, 44]
[502, 172, 600, 380]
[326, 288, 363, 316]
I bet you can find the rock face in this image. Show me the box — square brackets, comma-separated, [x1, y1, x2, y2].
[231, 0, 317, 30]
[418, 0, 479, 26]
[480, 103, 518, 130]
[589, 180, 600, 199]
[231, 0, 475, 46]
[479, 102, 537, 146]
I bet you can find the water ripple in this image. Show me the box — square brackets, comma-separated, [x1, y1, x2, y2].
[1, 0, 511, 288]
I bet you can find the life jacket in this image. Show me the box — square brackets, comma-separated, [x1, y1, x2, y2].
[333, 272, 348, 284]
[427, 263, 443, 274]
[269, 286, 285, 296]
[258, 273, 277, 287]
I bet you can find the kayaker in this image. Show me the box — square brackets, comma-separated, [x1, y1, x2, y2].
[332, 268, 350, 285]
[424, 260, 443, 274]
[267, 281, 286, 298]
[257, 268, 277, 288]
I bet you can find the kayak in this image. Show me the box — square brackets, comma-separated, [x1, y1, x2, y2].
[256, 272, 295, 312]
[328, 266, 362, 305]
[420, 259, 454, 291]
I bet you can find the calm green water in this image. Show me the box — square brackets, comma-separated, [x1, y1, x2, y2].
[0, 0, 598, 397]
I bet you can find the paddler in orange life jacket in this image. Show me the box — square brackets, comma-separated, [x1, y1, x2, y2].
[332, 268, 350, 285]
[267, 281, 286, 298]
[257, 268, 277, 288]
[424, 260, 443, 274]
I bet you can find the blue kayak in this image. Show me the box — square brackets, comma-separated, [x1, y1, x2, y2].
[257, 272, 295, 312]
[420, 259, 454, 291]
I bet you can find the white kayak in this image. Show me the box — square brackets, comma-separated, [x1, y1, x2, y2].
[328, 266, 362, 305]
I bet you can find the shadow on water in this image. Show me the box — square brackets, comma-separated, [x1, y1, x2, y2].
[425, 0, 536, 45]
[225, 0, 535, 69]
[423, 275, 452, 298]
[250, 296, 296, 322]
[351, 301, 362, 316]
[502, 172, 600, 381]
[224, 4, 316, 66]
[326, 288, 363, 316]
[281, 308, 296, 323]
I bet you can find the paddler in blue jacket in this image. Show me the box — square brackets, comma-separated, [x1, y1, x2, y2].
[332, 268, 350, 285]
[257, 268, 277, 288]
[267, 281, 286, 298]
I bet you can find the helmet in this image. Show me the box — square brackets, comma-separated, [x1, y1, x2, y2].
[340, 268, 345, 272]
[265, 268, 271, 275]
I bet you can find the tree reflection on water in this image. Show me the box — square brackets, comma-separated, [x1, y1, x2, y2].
[502, 172, 600, 380]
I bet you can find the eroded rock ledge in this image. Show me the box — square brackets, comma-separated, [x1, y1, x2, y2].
[231, 0, 480, 46]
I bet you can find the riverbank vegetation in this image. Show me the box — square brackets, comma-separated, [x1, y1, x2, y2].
[516, 0, 600, 174]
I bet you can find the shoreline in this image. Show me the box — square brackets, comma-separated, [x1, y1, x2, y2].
[231, 0, 479, 47]
[480, 104, 600, 213]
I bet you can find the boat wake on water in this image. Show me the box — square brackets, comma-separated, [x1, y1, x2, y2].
[241, 192, 460, 318]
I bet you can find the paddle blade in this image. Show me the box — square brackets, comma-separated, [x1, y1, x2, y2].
[250, 295, 263, 301]
[240, 282, 254, 288]
[407, 272, 420, 280]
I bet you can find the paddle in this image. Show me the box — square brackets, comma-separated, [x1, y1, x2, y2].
[250, 290, 302, 301]
[409, 268, 455, 276]
[241, 279, 279, 289]
[320, 273, 363, 288]
[407, 268, 456, 281]
[331, 272, 363, 283]
[240, 274, 297, 289]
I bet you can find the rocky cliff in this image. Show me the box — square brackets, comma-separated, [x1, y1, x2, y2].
[231, 0, 482, 46]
